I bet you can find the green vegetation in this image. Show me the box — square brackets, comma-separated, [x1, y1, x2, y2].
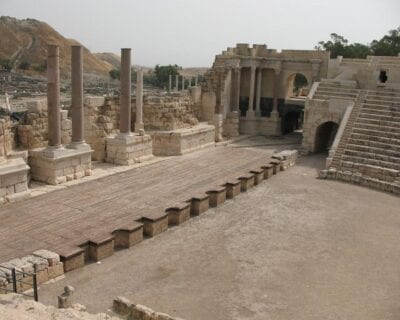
[18, 61, 31, 70]
[33, 60, 47, 72]
[316, 27, 400, 58]
[0, 58, 12, 72]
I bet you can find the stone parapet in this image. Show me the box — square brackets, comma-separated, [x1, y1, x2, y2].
[106, 133, 153, 166]
[29, 147, 92, 185]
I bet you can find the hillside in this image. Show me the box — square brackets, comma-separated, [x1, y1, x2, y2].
[0, 16, 113, 77]
[93, 52, 120, 69]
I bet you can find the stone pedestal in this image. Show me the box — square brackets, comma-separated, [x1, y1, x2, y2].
[0, 158, 30, 204]
[106, 133, 153, 166]
[29, 147, 92, 185]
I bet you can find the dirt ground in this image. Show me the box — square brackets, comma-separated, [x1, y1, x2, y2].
[38, 137, 400, 320]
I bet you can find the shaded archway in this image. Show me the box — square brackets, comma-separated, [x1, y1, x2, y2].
[282, 110, 303, 134]
[286, 73, 309, 98]
[314, 121, 339, 153]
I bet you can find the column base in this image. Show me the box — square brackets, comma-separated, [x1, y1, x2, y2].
[0, 157, 30, 204]
[66, 141, 92, 151]
[106, 133, 153, 166]
[29, 147, 93, 185]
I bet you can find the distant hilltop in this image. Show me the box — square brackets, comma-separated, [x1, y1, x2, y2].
[0, 16, 116, 77]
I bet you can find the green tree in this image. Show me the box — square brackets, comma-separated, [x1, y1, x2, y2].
[0, 58, 12, 72]
[371, 27, 400, 56]
[153, 64, 181, 88]
[109, 68, 120, 80]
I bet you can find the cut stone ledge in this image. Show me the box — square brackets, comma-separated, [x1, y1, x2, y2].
[112, 222, 144, 249]
[166, 202, 191, 226]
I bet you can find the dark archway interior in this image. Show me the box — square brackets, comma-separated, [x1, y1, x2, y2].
[282, 110, 303, 134]
[314, 121, 339, 153]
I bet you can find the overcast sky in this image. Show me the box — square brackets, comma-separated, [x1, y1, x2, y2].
[1, 0, 399, 67]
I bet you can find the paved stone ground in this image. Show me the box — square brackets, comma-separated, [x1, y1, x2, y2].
[37, 136, 400, 320]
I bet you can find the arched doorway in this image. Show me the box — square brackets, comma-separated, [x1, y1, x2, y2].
[314, 121, 339, 153]
[286, 73, 309, 98]
[281, 108, 303, 134]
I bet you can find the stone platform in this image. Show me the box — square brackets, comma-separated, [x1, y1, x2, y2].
[0, 157, 30, 204]
[150, 123, 215, 156]
[29, 147, 92, 185]
[106, 133, 153, 165]
[0, 141, 297, 268]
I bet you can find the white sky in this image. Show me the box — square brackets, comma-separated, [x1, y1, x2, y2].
[1, 0, 399, 67]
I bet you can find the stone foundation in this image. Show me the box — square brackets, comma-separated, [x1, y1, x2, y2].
[106, 133, 153, 165]
[206, 187, 226, 207]
[239, 173, 255, 192]
[112, 223, 144, 248]
[188, 193, 210, 215]
[166, 203, 191, 226]
[150, 123, 215, 156]
[225, 180, 241, 199]
[29, 147, 92, 185]
[0, 158, 30, 204]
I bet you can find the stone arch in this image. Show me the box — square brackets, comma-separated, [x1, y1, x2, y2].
[314, 121, 339, 153]
[285, 72, 311, 98]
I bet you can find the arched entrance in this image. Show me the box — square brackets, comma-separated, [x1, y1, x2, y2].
[314, 121, 339, 153]
[286, 73, 309, 98]
[281, 108, 303, 134]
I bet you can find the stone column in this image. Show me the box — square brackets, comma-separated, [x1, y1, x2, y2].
[69, 45, 85, 147]
[47, 44, 61, 148]
[181, 76, 185, 91]
[119, 48, 132, 135]
[214, 72, 223, 142]
[195, 76, 198, 86]
[246, 66, 256, 118]
[235, 68, 241, 112]
[168, 75, 172, 92]
[255, 68, 262, 117]
[272, 68, 281, 115]
[175, 75, 179, 91]
[188, 77, 192, 87]
[135, 69, 144, 133]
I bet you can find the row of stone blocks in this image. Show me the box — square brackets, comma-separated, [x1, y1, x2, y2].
[319, 168, 400, 195]
[55, 150, 298, 274]
[0, 250, 64, 295]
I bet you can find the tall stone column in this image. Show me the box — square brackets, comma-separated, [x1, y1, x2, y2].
[69, 45, 86, 148]
[235, 68, 241, 112]
[272, 68, 281, 115]
[255, 68, 262, 117]
[188, 77, 192, 87]
[119, 48, 132, 135]
[168, 75, 172, 92]
[214, 72, 223, 142]
[181, 76, 185, 91]
[175, 75, 179, 91]
[246, 66, 256, 118]
[135, 69, 144, 132]
[195, 76, 198, 86]
[47, 44, 61, 148]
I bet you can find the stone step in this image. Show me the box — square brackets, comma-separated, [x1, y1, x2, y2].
[360, 107, 400, 118]
[348, 138, 400, 153]
[344, 149, 400, 165]
[354, 122, 400, 135]
[362, 98, 400, 107]
[317, 86, 360, 94]
[356, 117, 400, 128]
[366, 93, 400, 100]
[316, 91, 359, 98]
[350, 132, 400, 146]
[353, 127, 400, 140]
[338, 161, 399, 183]
[313, 94, 357, 100]
[341, 154, 400, 171]
[358, 112, 400, 123]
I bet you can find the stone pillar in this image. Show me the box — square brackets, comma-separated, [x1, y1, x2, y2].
[168, 75, 172, 92]
[175, 75, 179, 91]
[255, 68, 262, 117]
[188, 77, 192, 87]
[181, 76, 185, 91]
[69, 45, 86, 149]
[135, 69, 144, 133]
[235, 68, 241, 112]
[119, 48, 132, 135]
[47, 44, 61, 148]
[246, 66, 256, 118]
[214, 71, 223, 142]
[272, 68, 281, 115]
[195, 76, 198, 86]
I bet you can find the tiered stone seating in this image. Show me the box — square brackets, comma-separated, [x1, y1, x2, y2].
[312, 81, 360, 100]
[326, 87, 400, 194]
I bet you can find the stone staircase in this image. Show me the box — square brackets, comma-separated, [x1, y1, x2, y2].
[324, 87, 400, 195]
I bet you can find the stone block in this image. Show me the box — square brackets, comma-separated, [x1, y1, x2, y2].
[140, 211, 169, 237]
[47, 262, 64, 279]
[33, 249, 60, 266]
[239, 173, 255, 192]
[261, 164, 274, 179]
[269, 159, 281, 174]
[112, 222, 144, 248]
[188, 193, 210, 215]
[83, 235, 115, 262]
[113, 296, 132, 316]
[224, 180, 241, 199]
[206, 186, 226, 207]
[166, 202, 191, 226]
[250, 169, 264, 185]
[58, 247, 85, 272]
